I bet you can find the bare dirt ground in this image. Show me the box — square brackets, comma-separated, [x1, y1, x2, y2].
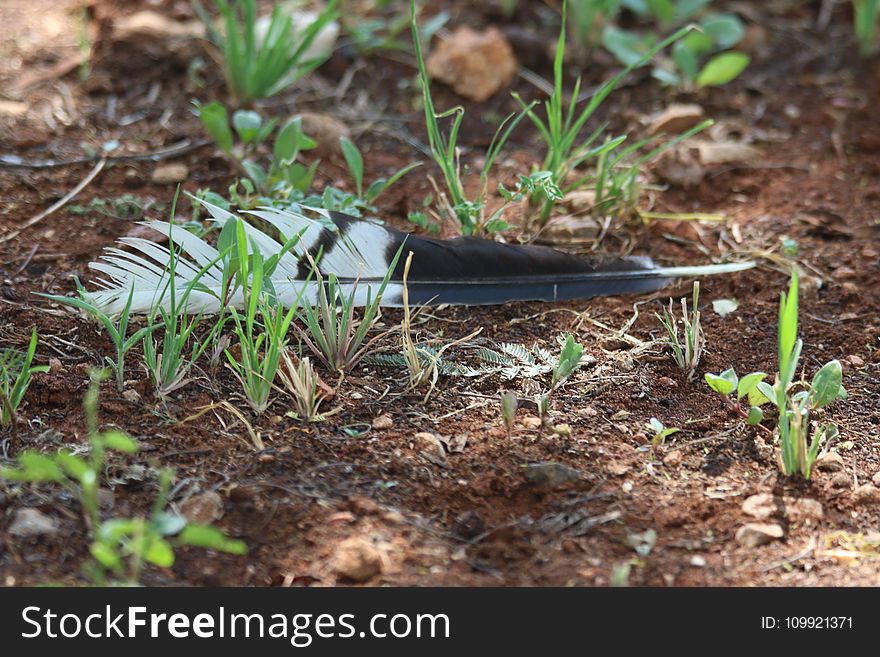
[1, 0, 879, 586]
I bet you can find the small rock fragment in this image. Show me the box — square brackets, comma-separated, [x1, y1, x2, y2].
[0, 100, 28, 117]
[48, 358, 63, 374]
[735, 522, 784, 548]
[122, 389, 141, 403]
[654, 144, 705, 188]
[649, 104, 705, 135]
[847, 354, 865, 367]
[785, 498, 823, 523]
[331, 538, 383, 582]
[8, 509, 59, 538]
[151, 162, 189, 184]
[815, 451, 845, 472]
[112, 11, 206, 40]
[413, 431, 447, 466]
[741, 493, 779, 520]
[180, 491, 224, 524]
[606, 460, 631, 477]
[98, 488, 115, 510]
[349, 496, 379, 515]
[372, 414, 393, 430]
[663, 450, 683, 467]
[694, 140, 761, 165]
[523, 462, 583, 488]
[452, 511, 485, 540]
[520, 415, 542, 430]
[426, 27, 517, 102]
[852, 484, 880, 507]
[872, 470, 880, 487]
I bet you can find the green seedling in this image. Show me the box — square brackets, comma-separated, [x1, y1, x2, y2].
[656, 281, 703, 381]
[223, 221, 307, 414]
[853, 0, 879, 56]
[648, 417, 680, 446]
[2, 371, 245, 584]
[410, 0, 535, 235]
[705, 368, 770, 427]
[516, 1, 697, 225]
[196, 102, 319, 203]
[755, 272, 847, 479]
[0, 329, 49, 432]
[41, 282, 156, 392]
[197, 0, 338, 103]
[500, 390, 518, 439]
[339, 136, 420, 209]
[298, 245, 402, 373]
[278, 351, 334, 422]
[602, 3, 749, 88]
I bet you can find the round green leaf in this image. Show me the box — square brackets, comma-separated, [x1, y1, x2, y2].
[101, 430, 138, 454]
[705, 368, 738, 396]
[701, 14, 746, 48]
[810, 360, 843, 408]
[603, 26, 651, 67]
[696, 52, 750, 87]
[232, 110, 263, 144]
[737, 372, 766, 401]
[180, 524, 247, 555]
[144, 537, 175, 568]
[746, 406, 764, 425]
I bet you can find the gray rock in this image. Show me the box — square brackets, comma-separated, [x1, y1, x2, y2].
[8, 508, 59, 538]
[741, 493, 779, 520]
[735, 522, 784, 548]
[815, 451, 845, 472]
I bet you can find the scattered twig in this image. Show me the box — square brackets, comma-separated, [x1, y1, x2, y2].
[0, 139, 211, 169]
[0, 158, 107, 244]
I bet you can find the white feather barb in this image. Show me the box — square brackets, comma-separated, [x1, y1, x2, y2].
[86, 198, 397, 316]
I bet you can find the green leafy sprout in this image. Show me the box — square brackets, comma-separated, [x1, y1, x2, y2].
[1, 370, 245, 585]
[199, 0, 339, 103]
[0, 329, 49, 432]
[656, 281, 703, 381]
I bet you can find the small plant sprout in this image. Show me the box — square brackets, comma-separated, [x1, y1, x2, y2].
[552, 334, 585, 389]
[754, 272, 847, 479]
[515, 2, 697, 225]
[0, 328, 48, 433]
[602, 3, 750, 88]
[2, 369, 246, 585]
[277, 351, 335, 422]
[648, 417, 680, 447]
[200, 0, 339, 103]
[298, 246, 402, 373]
[399, 252, 482, 400]
[656, 281, 703, 381]
[339, 136, 420, 210]
[1, 370, 138, 533]
[225, 274, 302, 415]
[534, 334, 586, 432]
[142, 196, 224, 399]
[223, 219, 308, 414]
[89, 468, 246, 586]
[853, 0, 879, 56]
[410, 0, 535, 235]
[500, 390, 518, 439]
[41, 281, 156, 392]
[705, 368, 770, 429]
[196, 103, 319, 202]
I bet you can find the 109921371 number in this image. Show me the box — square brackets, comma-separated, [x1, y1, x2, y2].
[785, 617, 852, 629]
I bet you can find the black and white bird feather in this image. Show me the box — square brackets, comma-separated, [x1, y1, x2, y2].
[87, 198, 755, 315]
